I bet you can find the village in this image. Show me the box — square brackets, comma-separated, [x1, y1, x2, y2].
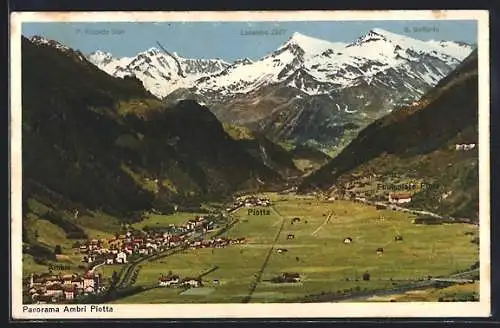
[22, 188, 479, 304]
[225, 195, 271, 212]
[22, 197, 274, 303]
[24, 270, 103, 304]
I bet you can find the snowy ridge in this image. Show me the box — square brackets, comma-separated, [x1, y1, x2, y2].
[30, 35, 71, 53]
[82, 28, 473, 99]
[87, 47, 230, 98]
[192, 29, 473, 97]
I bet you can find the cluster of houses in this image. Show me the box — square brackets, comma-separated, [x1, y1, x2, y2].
[226, 196, 271, 212]
[158, 274, 202, 288]
[25, 271, 102, 304]
[188, 236, 246, 250]
[79, 216, 216, 265]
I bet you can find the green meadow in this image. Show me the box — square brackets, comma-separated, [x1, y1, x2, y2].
[112, 193, 479, 303]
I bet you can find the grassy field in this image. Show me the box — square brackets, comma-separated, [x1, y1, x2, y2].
[131, 212, 205, 230]
[112, 193, 479, 303]
[356, 282, 480, 302]
[23, 198, 122, 277]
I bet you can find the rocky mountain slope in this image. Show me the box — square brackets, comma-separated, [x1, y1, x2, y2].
[23, 35, 283, 221]
[87, 29, 473, 148]
[23, 34, 290, 264]
[299, 50, 479, 220]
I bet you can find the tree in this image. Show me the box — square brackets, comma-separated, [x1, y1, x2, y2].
[362, 272, 370, 281]
[54, 245, 62, 255]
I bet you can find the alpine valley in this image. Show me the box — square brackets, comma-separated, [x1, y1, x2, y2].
[19, 25, 481, 306]
[88, 29, 474, 151]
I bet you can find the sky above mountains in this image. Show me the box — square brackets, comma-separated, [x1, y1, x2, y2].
[22, 20, 477, 62]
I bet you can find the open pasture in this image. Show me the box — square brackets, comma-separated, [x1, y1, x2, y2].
[114, 194, 479, 303]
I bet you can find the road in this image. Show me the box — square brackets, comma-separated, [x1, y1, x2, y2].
[311, 211, 333, 236]
[242, 205, 286, 303]
[352, 197, 475, 224]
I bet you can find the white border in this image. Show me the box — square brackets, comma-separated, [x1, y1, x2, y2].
[10, 10, 491, 319]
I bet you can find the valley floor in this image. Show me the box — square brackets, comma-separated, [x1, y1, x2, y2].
[103, 192, 479, 304]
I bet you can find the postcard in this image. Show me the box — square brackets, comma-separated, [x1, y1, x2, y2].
[9, 10, 491, 319]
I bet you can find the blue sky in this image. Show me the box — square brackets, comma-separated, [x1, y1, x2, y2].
[22, 20, 477, 62]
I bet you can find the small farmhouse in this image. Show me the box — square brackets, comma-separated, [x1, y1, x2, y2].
[158, 274, 180, 287]
[281, 272, 301, 283]
[455, 143, 476, 151]
[388, 192, 412, 204]
[181, 277, 202, 288]
[343, 237, 353, 244]
[276, 248, 288, 254]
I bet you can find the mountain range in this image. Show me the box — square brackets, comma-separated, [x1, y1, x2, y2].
[87, 29, 474, 148]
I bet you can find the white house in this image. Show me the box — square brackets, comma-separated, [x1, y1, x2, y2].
[181, 278, 201, 288]
[84, 285, 95, 294]
[158, 275, 180, 287]
[62, 275, 74, 285]
[116, 251, 128, 264]
[83, 273, 96, 290]
[455, 143, 476, 151]
[343, 237, 353, 244]
[44, 285, 64, 297]
[63, 287, 75, 300]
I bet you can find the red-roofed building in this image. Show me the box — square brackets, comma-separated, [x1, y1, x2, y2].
[389, 192, 412, 204]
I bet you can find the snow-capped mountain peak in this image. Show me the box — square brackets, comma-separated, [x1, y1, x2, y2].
[370, 28, 403, 39]
[29, 35, 71, 53]
[282, 32, 346, 56]
[143, 47, 161, 56]
[88, 50, 115, 65]
[349, 28, 473, 62]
